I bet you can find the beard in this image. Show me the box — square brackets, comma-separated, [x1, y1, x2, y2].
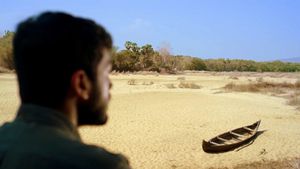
[77, 83, 108, 126]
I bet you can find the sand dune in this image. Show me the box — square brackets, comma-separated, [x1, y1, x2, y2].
[1, 73, 300, 168]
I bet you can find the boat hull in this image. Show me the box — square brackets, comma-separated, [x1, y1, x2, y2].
[202, 120, 261, 153]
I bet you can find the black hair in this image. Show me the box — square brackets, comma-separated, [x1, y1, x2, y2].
[13, 11, 112, 108]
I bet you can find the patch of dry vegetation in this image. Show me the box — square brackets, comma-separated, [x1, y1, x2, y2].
[224, 82, 260, 92]
[127, 79, 137, 85]
[224, 81, 297, 93]
[225, 77, 299, 92]
[127, 79, 154, 86]
[256, 77, 264, 83]
[0, 66, 13, 73]
[177, 76, 186, 81]
[178, 82, 201, 89]
[295, 80, 300, 88]
[229, 76, 239, 80]
[287, 92, 300, 110]
[223, 79, 300, 110]
[165, 84, 176, 89]
[175, 75, 201, 89]
[142, 81, 154, 85]
[165, 82, 201, 89]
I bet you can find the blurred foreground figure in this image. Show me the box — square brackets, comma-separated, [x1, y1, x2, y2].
[0, 12, 131, 169]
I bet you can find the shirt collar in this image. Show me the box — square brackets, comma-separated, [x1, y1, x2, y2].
[16, 104, 81, 141]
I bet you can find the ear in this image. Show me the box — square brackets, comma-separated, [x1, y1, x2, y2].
[70, 70, 92, 100]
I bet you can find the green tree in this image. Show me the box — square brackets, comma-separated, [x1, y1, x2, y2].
[140, 44, 154, 70]
[125, 41, 140, 54]
[0, 31, 14, 69]
[188, 58, 206, 70]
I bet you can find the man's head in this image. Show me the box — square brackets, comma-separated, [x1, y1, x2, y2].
[13, 12, 113, 125]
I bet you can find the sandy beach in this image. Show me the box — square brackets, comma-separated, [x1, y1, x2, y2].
[1, 72, 300, 169]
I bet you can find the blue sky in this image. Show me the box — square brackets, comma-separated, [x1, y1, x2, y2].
[1, 0, 299, 61]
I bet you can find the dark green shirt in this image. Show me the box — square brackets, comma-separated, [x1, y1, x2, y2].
[0, 104, 131, 169]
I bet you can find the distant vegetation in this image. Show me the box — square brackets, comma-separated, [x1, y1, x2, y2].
[1, 31, 300, 73]
[223, 79, 300, 110]
[224, 80, 300, 93]
[114, 41, 300, 73]
[0, 31, 14, 71]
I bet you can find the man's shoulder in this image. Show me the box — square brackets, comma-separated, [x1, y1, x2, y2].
[52, 139, 131, 169]
[0, 122, 131, 169]
[71, 143, 131, 169]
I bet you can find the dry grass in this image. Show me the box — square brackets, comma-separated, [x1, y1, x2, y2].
[128, 79, 154, 86]
[178, 82, 201, 89]
[128, 79, 137, 85]
[224, 81, 300, 110]
[224, 82, 260, 92]
[287, 92, 300, 110]
[295, 80, 300, 88]
[165, 83, 176, 89]
[229, 76, 239, 80]
[142, 81, 154, 85]
[177, 76, 186, 81]
[224, 81, 299, 93]
[0, 66, 13, 73]
[256, 77, 264, 83]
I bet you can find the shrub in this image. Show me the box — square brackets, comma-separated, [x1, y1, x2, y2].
[256, 77, 264, 83]
[229, 76, 239, 80]
[287, 92, 300, 110]
[177, 76, 186, 81]
[128, 79, 137, 85]
[223, 82, 259, 92]
[142, 81, 154, 85]
[223, 81, 299, 94]
[178, 82, 201, 89]
[295, 80, 300, 88]
[165, 83, 176, 89]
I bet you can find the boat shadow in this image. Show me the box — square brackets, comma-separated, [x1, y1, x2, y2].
[234, 130, 267, 152]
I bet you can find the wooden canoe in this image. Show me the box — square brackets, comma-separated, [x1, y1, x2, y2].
[202, 120, 261, 153]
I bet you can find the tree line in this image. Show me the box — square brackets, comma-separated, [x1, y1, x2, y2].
[1, 31, 300, 73]
[0, 31, 14, 70]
